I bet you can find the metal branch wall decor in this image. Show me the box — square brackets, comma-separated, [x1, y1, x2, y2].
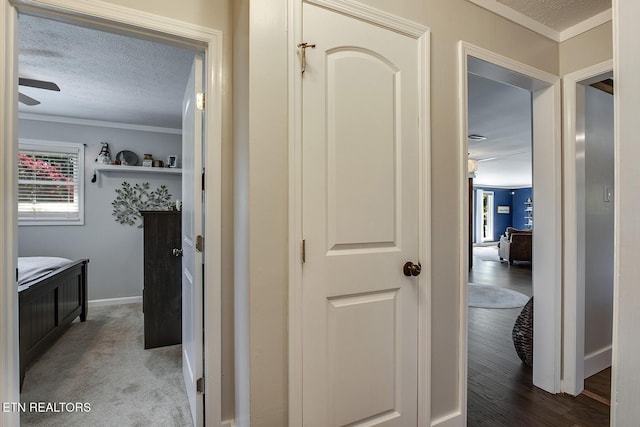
[111, 182, 173, 228]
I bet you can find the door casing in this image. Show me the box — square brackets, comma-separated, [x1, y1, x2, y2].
[562, 60, 614, 396]
[287, 1, 431, 425]
[0, 1, 224, 425]
[458, 42, 562, 422]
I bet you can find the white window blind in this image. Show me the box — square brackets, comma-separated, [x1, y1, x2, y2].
[18, 140, 84, 225]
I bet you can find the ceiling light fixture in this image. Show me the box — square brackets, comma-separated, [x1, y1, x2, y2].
[468, 158, 478, 175]
[468, 134, 487, 141]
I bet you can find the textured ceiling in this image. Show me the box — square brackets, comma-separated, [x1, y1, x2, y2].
[18, 14, 195, 129]
[468, 73, 532, 188]
[497, 0, 610, 31]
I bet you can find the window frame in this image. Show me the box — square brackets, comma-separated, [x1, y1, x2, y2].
[18, 139, 85, 226]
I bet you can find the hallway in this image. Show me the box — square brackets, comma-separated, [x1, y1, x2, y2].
[467, 247, 609, 426]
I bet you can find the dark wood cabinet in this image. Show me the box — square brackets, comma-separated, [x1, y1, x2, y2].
[141, 210, 182, 349]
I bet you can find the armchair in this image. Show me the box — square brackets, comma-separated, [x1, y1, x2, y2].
[498, 227, 532, 264]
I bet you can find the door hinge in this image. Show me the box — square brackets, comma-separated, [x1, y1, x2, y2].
[196, 377, 205, 395]
[196, 92, 205, 111]
[202, 169, 205, 191]
[196, 235, 204, 252]
[301, 239, 306, 264]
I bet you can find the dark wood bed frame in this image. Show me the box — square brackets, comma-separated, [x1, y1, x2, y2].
[19, 259, 89, 389]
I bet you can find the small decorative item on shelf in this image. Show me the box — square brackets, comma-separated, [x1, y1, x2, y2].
[95, 142, 113, 165]
[115, 150, 138, 166]
[167, 155, 178, 168]
[142, 153, 153, 167]
[152, 159, 164, 168]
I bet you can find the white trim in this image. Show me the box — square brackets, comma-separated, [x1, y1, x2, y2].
[15, 0, 215, 46]
[466, 0, 612, 43]
[417, 27, 432, 427]
[584, 346, 612, 379]
[288, 1, 430, 425]
[287, 1, 303, 424]
[19, 112, 182, 135]
[305, 0, 427, 37]
[18, 139, 85, 226]
[0, 3, 20, 426]
[467, 0, 560, 41]
[88, 296, 142, 308]
[458, 41, 561, 422]
[456, 42, 469, 426]
[562, 60, 614, 396]
[462, 43, 557, 84]
[2, 1, 225, 426]
[431, 411, 464, 427]
[558, 9, 612, 42]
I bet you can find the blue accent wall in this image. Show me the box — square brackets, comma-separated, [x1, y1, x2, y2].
[472, 186, 533, 241]
[473, 186, 514, 242]
[512, 187, 533, 230]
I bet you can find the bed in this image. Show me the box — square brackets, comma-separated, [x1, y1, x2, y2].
[18, 257, 89, 389]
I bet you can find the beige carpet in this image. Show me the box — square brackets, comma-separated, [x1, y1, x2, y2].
[20, 303, 193, 427]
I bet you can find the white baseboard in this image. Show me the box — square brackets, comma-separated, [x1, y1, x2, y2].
[88, 296, 142, 308]
[221, 420, 235, 427]
[584, 345, 612, 378]
[431, 411, 464, 427]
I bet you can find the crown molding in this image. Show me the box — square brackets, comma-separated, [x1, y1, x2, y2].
[19, 112, 182, 134]
[467, 0, 612, 43]
[558, 9, 611, 43]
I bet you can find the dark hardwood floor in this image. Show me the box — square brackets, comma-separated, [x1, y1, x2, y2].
[583, 368, 611, 406]
[467, 247, 610, 426]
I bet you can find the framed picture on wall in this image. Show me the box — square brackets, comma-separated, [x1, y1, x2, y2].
[497, 205, 510, 214]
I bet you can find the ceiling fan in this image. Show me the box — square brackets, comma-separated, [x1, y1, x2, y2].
[18, 77, 60, 106]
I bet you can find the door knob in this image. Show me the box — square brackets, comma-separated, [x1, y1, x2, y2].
[172, 248, 183, 257]
[403, 261, 421, 277]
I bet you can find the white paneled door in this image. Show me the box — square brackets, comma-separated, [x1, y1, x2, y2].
[182, 55, 204, 427]
[302, 3, 422, 426]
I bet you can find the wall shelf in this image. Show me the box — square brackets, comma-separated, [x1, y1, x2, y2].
[524, 198, 533, 229]
[94, 165, 182, 175]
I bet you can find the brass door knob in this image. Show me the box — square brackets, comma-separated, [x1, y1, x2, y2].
[403, 261, 421, 277]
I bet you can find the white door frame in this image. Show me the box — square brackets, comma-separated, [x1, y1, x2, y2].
[562, 60, 614, 396]
[458, 41, 562, 418]
[0, 1, 224, 426]
[475, 188, 484, 243]
[287, 1, 430, 425]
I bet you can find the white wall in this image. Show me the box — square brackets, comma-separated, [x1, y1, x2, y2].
[584, 86, 614, 375]
[18, 117, 182, 301]
[612, 0, 640, 424]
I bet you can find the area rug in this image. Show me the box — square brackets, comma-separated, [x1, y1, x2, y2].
[473, 245, 501, 262]
[468, 283, 529, 308]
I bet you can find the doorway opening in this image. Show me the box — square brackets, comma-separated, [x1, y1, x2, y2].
[1, 2, 223, 426]
[563, 61, 614, 409]
[459, 42, 563, 423]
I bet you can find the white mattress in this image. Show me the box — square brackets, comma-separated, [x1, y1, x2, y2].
[18, 256, 73, 291]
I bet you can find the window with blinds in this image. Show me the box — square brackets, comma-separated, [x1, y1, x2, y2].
[18, 140, 85, 225]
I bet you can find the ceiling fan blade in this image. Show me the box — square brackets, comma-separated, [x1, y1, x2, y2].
[19, 92, 41, 106]
[19, 77, 60, 92]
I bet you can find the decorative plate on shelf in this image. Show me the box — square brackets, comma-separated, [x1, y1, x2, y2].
[115, 150, 138, 166]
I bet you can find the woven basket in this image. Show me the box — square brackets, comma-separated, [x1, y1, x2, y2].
[512, 296, 533, 366]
